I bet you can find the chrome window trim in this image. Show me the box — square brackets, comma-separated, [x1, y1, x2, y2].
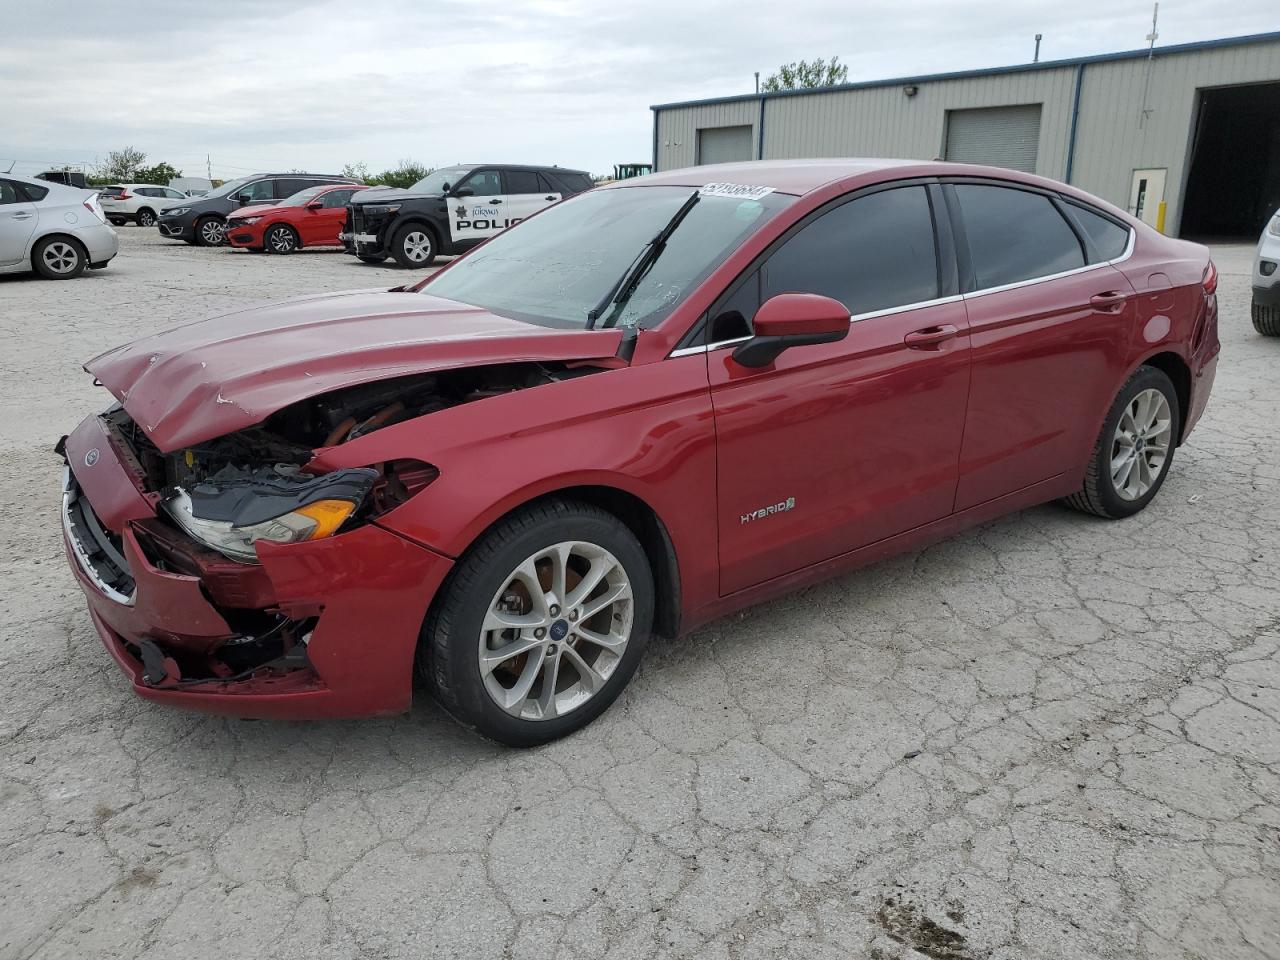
[62, 467, 136, 607]
[962, 223, 1135, 301]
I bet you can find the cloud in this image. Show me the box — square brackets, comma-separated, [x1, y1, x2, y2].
[3, 0, 1276, 179]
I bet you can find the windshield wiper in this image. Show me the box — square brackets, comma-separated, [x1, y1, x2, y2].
[585, 189, 700, 330]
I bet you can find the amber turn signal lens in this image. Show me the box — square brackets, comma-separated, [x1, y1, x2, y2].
[294, 499, 357, 540]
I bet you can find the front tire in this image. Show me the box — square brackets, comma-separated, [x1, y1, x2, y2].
[32, 236, 87, 279]
[390, 224, 437, 268]
[194, 216, 226, 246]
[264, 224, 299, 254]
[136, 208, 157, 227]
[1063, 365, 1181, 519]
[1253, 300, 1280, 337]
[357, 253, 387, 264]
[420, 500, 654, 746]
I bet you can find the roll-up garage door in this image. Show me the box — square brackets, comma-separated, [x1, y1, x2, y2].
[697, 125, 753, 165]
[944, 104, 1042, 173]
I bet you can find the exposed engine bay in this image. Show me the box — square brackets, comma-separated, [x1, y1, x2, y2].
[111, 361, 604, 561]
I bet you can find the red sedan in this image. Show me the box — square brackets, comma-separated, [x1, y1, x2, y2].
[226, 183, 367, 253]
[59, 160, 1218, 745]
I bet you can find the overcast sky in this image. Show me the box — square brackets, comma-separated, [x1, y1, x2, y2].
[3, 0, 1276, 181]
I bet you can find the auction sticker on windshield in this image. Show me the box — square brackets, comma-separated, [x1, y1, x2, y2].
[699, 182, 776, 200]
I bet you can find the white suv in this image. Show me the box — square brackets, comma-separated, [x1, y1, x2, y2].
[99, 184, 189, 227]
[1253, 207, 1280, 337]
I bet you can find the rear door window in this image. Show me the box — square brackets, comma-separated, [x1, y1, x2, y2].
[0, 180, 22, 204]
[953, 184, 1085, 289]
[271, 178, 308, 199]
[1063, 201, 1131, 262]
[762, 185, 939, 315]
[19, 183, 48, 202]
[504, 170, 541, 194]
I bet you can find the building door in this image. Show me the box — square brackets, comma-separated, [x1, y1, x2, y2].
[1129, 168, 1166, 228]
[697, 125, 753, 165]
[944, 104, 1042, 172]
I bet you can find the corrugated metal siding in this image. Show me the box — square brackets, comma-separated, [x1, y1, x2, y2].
[656, 101, 759, 172]
[1070, 41, 1280, 233]
[653, 38, 1280, 234]
[944, 104, 1043, 171]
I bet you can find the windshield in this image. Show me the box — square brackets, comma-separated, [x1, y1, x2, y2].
[421, 185, 792, 329]
[205, 175, 256, 199]
[279, 186, 328, 206]
[408, 166, 474, 194]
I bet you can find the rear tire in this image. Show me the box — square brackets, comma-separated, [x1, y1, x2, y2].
[108, 216, 127, 227]
[264, 224, 299, 254]
[136, 208, 157, 227]
[32, 236, 87, 279]
[357, 253, 387, 264]
[1253, 300, 1280, 337]
[390, 223, 437, 268]
[420, 499, 654, 747]
[194, 216, 226, 246]
[1062, 365, 1180, 519]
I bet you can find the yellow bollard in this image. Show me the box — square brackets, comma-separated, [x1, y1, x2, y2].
[1156, 200, 1167, 234]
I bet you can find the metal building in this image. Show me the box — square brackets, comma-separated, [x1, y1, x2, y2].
[651, 31, 1280, 238]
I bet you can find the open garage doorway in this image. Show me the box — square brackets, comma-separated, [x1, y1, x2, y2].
[1180, 81, 1280, 239]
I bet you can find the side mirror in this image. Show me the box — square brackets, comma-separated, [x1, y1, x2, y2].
[731, 293, 850, 368]
[306, 200, 324, 209]
[236, 192, 253, 205]
[452, 187, 474, 198]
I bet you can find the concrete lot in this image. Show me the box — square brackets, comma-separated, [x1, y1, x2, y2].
[1, 228, 1277, 960]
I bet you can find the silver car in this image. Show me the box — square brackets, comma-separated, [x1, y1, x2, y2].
[1253, 207, 1280, 336]
[0, 173, 119, 279]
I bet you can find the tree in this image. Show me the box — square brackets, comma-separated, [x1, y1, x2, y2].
[134, 161, 181, 186]
[761, 57, 848, 92]
[98, 146, 148, 181]
[341, 161, 370, 181]
[370, 159, 431, 189]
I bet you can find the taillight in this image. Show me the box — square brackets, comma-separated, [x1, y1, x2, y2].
[118, 191, 131, 199]
[1202, 260, 1218, 296]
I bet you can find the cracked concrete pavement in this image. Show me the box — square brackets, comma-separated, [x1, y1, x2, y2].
[1, 229, 1278, 960]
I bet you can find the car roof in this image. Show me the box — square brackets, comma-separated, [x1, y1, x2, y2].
[611, 158, 1084, 197]
[5, 172, 89, 196]
[457, 163, 592, 176]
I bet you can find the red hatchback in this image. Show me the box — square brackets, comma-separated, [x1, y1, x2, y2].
[226, 183, 367, 253]
[59, 160, 1218, 745]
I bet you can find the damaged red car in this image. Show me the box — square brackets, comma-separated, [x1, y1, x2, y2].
[58, 159, 1219, 745]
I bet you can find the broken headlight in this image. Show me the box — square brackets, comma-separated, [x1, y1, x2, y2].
[162, 467, 379, 563]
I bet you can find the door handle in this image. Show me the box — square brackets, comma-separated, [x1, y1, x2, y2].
[488, 198, 502, 204]
[545, 195, 556, 201]
[1090, 291, 1128, 313]
[904, 324, 959, 349]
[12, 212, 33, 220]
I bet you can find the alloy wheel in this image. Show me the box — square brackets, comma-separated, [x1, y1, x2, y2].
[138, 210, 156, 226]
[478, 541, 634, 721]
[401, 231, 432, 263]
[268, 227, 296, 253]
[42, 241, 80, 275]
[1111, 387, 1172, 501]
[200, 219, 225, 244]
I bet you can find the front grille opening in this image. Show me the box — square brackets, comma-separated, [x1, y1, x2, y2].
[65, 480, 134, 598]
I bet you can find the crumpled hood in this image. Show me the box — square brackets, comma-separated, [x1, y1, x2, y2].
[86, 290, 622, 452]
[226, 202, 290, 220]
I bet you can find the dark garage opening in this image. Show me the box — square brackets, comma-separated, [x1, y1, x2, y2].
[1181, 81, 1280, 239]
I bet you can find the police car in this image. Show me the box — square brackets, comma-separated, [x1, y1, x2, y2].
[341, 163, 595, 268]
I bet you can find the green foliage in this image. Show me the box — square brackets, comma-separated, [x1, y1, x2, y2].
[761, 57, 849, 92]
[98, 146, 148, 181]
[343, 159, 432, 188]
[134, 161, 182, 185]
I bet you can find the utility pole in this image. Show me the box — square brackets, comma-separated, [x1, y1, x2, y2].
[754, 71, 760, 94]
[207, 154, 212, 180]
[1138, 2, 1160, 128]
[1034, 34, 1042, 63]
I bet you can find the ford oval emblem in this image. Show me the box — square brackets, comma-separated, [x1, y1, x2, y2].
[84, 448, 100, 467]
